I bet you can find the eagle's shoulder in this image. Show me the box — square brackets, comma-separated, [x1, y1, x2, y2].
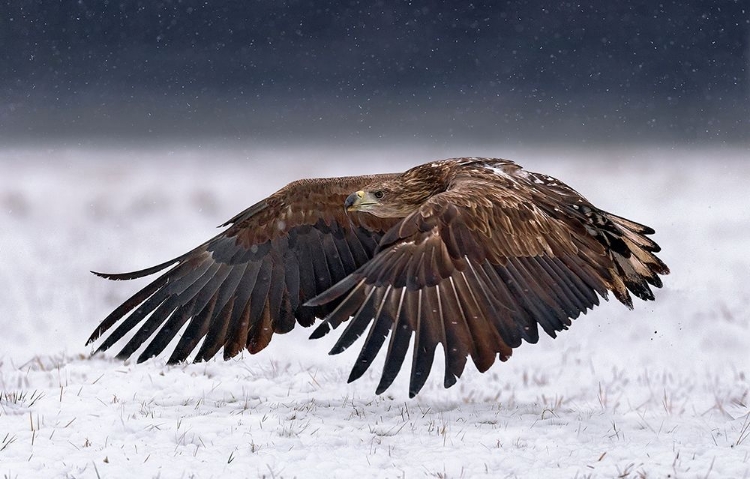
[222, 173, 399, 241]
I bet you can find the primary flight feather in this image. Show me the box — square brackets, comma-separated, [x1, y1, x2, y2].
[89, 158, 669, 397]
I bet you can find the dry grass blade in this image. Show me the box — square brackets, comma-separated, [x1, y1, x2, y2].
[735, 413, 750, 447]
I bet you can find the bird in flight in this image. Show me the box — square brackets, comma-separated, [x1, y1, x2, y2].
[89, 158, 669, 397]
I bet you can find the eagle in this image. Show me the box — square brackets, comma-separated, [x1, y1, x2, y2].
[88, 158, 669, 397]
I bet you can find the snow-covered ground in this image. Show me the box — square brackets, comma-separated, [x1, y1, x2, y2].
[0, 143, 748, 478]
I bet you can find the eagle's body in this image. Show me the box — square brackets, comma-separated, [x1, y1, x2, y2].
[90, 158, 668, 397]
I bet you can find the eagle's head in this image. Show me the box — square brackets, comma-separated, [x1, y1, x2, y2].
[344, 161, 452, 218]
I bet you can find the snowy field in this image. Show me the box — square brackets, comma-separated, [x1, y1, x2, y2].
[0, 143, 748, 478]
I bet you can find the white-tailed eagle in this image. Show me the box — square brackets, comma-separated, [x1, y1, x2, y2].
[88, 158, 669, 397]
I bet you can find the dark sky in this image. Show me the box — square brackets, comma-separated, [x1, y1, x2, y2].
[1, 1, 748, 144]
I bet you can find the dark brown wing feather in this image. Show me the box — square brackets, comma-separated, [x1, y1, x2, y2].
[88, 174, 400, 363]
[309, 159, 669, 397]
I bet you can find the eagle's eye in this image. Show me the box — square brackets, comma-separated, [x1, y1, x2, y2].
[373, 190, 384, 199]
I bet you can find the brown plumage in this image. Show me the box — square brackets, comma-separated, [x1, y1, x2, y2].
[89, 158, 669, 397]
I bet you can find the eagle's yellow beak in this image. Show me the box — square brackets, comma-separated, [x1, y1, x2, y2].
[345, 190, 366, 211]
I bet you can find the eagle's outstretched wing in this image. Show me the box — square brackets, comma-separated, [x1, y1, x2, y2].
[308, 160, 669, 397]
[88, 174, 399, 363]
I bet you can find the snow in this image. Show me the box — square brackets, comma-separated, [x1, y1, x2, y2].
[1, 143, 749, 478]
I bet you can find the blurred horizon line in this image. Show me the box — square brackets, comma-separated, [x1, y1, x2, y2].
[1, 93, 747, 147]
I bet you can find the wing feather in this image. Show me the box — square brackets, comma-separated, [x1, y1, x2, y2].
[199, 260, 268, 361]
[196, 295, 236, 361]
[449, 274, 508, 371]
[97, 259, 215, 354]
[138, 302, 195, 362]
[329, 285, 382, 354]
[121, 263, 231, 360]
[346, 287, 405, 384]
[376, 289, 416, 395]
[408, 289, 438, 397]
[347, 298, 406, 382]
[437, 282, 471, 388]
[169, 291, 219, 363]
